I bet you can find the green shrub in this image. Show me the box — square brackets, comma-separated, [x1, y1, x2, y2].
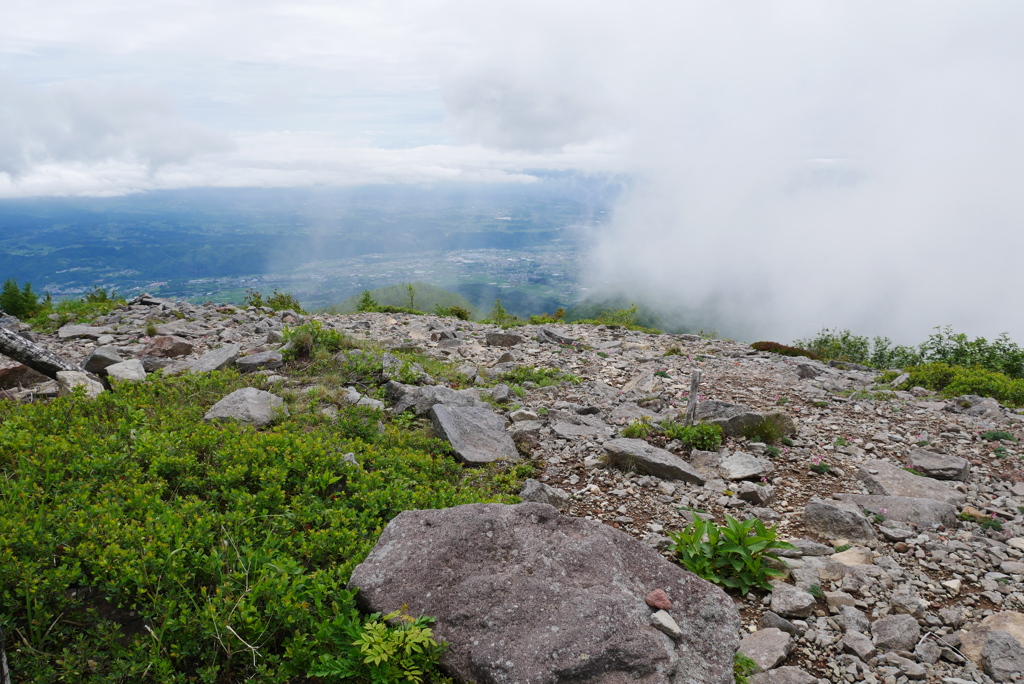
[622, 418, 655, 439]
[434, 305, 471, 321]
[740, 414, 792, 445]
[659, 421, 724, 451]
[750, 341, 820, 360]
[667, 515, 795, 595]
[981, 430, 1018, 442]
[245, 288, 306, 313]
[0, 278, 47, 319]
[0, 372, 503, 681]
[282, 321, 358, 360]
[664, 344, 682, 356]
[900, 363, 1024, 407]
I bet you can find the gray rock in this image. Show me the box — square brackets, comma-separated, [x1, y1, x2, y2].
[485, 332, 523, 347]
[982, 630, 1024, 682]
[842, 630, 877, 661]
[833, 493, 958, 527]
[907, 448, 971, 481]
[203, 387, 288, 427]
[759, 611, 799, 635]
[83, 346, 124, 375]
[57, 324, 115, 340]
[737, 482, 775, 505]
[837, 606, 870, 634]
[105, 360, 147, 382]
[56, 370, 104, 398]
[535, 327, 576, 346]
[138, 335, 193, 358]
[381, 353, 426, 383]
[386, 381, 484, 416]
[891, 584, 929, 618]
[719, 452, 775, 481]
[187, 344, 242, 373]
[604, 438, 707, 484]
[695, 401, 796, 438]
[769, 583, 815, 619]
[235, 351, 283, 373]
[802, 499, 877, 542]
[489, 383, 513, 403]
[349, 502, 740, 684]
[871, 613, 921, 652]
[739, 628, 793, 672]
[749, 667, 817, 684]
[608, 402, 659, 425]
[429, 404, 520, 464]
[857, 459, 966, 507]
[518, 479, 570, 511]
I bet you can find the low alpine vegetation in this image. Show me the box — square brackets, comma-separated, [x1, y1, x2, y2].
[750, 341, 820, 360]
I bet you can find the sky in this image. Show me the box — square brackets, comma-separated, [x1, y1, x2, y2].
[3, 1, 1024, 342]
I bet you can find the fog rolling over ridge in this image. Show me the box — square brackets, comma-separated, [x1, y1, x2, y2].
[444, 2, 1024, 344]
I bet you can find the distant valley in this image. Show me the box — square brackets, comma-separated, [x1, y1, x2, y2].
[0, 175, 621, 316]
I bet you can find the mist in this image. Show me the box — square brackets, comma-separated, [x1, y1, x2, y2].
[442, 1, 1024, 344]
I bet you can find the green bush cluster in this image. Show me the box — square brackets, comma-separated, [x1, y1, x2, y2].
[1, 280, 126, 332]
[749, 341, 820, 360]
[740, 414, 793, 445]
[896, 363, 1024, 407]
[0, 371, 503, 682]
[434, 305, 471, 321]
[667, 515, 795, 595]
[282, 321, 360, 360]
[619, 419, 723, 452]
[243, 288, 306, 313]
[0, 278, 49, 318]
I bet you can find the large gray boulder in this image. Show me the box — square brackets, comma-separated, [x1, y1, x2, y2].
[386, 380, 484, 416]
[803, 498, 876, 542]
[719, 451, 775, 481]
[857, 460, 966, 506]
[57, 324, 115, 340]
[235, 350, 283, 373]
[105, 359, 147, 382]
[485, 332, 523, 347]
[349, 502, 740, 684]
[833, 493, 957, 528]
[982, 630, 1024, 682]
[519, 478, 570, 511]
[203, 387, 288, 427]
[56, 370, 104, 399]
[906, 449, 971, 481]
[739, 628, 793, 671]
[429, 404, 520, 464]
[604, 438, 706, 484]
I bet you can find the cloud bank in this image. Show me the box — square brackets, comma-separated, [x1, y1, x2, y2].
[439, 1, 1024, 343]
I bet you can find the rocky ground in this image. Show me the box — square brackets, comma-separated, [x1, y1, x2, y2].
[3, 294, 1024, 684]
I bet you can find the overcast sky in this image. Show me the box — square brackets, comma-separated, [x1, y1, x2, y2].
[3, 1, 1024, 342]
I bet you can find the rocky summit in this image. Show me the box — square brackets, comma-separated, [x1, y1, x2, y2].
[3, 294, 1024, 682]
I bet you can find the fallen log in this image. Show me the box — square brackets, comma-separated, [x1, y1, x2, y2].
[0, 325, 82, 380]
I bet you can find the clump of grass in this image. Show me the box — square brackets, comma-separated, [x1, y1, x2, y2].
[982, 430, 1018, 442]
[740, 414, 793, 445]
[664, 344, 682, 356]
[498, 366, 581, 387]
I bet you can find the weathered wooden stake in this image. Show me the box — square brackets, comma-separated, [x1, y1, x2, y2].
[683, 369, 702, 427]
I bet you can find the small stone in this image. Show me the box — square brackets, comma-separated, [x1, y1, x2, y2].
[645, 589, 672, 610]
[650, 609, 682, 638]
[770, 582, 816, 619]
[739, 628, 794, 672]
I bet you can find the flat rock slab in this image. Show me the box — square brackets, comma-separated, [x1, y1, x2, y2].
[739, 628, 793, 672]
[57, 324, 115, 340]
[484, 332, 523, 347]
[235, 351, 284, 373]
[857, 459, 966, 507]
[833, 493, 958, 527]
[349, 502, 740, 684]
[749, 666, 817, 684]
[551, 421, 610, 440]
[871, 613, 920, 652]
[719, 451, 775, 481]
[187, 344, 242, 373]
[204, 387, 288, 427]
[604, 438, 706, 484]
[907, 449, 971, 481]
[430, 404, 520, 464]
[139, 335, 193, 358]
[769, 583, 815, 619]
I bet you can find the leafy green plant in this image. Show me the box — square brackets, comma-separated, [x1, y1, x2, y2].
[659, 421, 724, 451]
[734, 652, 759, 684]
[764, 446, 781, 458]
[834, 544, 852, 553]
[994, 446, 1009, 458]
[309, 607, 446, 684]
[667, 515, 796, 595]
[622, 417, 655, 439]
[808, 584, 824, 600]
[958, 511, 1004, 531]
[833, 437, 849, 447]
[654, 370, 670, 379]
[498, 366, 580, 387]
[809, 462, 831, 475]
